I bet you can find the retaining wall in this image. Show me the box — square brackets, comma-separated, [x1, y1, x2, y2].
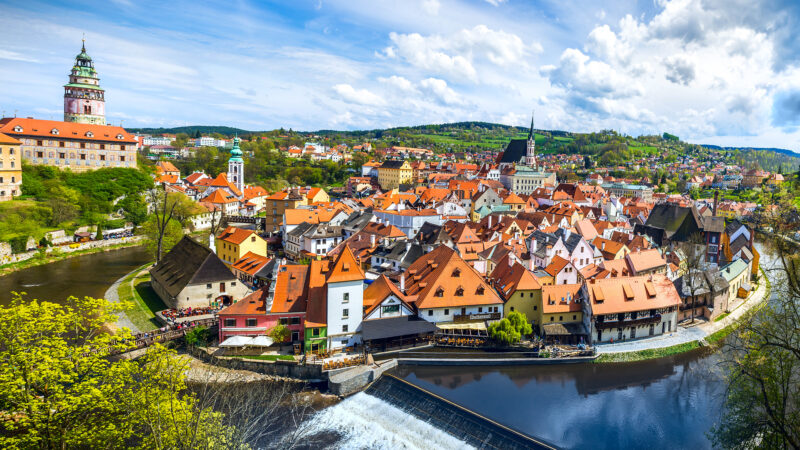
[188, 346, 325, 380]
[328, 359, 398, 397]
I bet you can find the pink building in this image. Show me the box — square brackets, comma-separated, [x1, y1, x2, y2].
[218, 264, 307, 344]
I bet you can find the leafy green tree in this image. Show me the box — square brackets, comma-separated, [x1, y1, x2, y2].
[488, 319, 521, 346]
[267, 324, 291, 343]
[506, 311, 533, 336]
[118, 194, 148, 229]
[142, 216, 184, 261]
[0, 294, 240, 449]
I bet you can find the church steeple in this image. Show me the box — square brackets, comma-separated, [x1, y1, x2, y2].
[525, 110, 536, 168]
[228, 136, 244, 193]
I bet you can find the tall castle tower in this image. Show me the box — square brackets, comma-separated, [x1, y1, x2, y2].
[64, 40, 106, 125]
[228, 136, 244, 193]
[525, 111, 536, 167]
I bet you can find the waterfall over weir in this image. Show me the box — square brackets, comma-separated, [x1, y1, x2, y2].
[297, 374, 554, 449]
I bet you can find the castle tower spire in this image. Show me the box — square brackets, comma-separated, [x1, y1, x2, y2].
[525, 110, 536, 168]
[64, 39, 106, 125]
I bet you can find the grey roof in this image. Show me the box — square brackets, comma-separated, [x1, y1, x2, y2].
[380, 160, 407, 169]
[414, 222, 452, 246]
[637, 203, 705, 245]
[721, 259, 749, 282]
[705, 216, 725, 233]
[361, 315, 437, 341]
[554, 229, 583, 253]
[287, 221, 315, 238]
[725, 219, 746, 235]
[497, 139, 527, 164]
[150, 236, 236, 299]
[304, 223, 343, 239]
[674, 269, 729, 297]
[342, 209, 375, 233]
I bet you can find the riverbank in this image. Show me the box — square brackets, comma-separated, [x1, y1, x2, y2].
[106, 262, 165, 332]
[595, 265, 771, 363]
[0, 237, 144, 276]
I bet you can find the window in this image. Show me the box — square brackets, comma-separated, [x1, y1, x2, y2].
[342, 308, 349, 319]
[231, 282, 236, 286]
[36, 151, 43, 158]
[36, 140, 43, 146]
[80, 142, 86, 149]
[342, 324, 348, 333]
[550, 316, 554, 321]
[59, 153, 65, 159]
[80, 153, 86, 160]
[206, 284, 212, 289]
[559, 316, 563, 321]
[428, 310, 433, 316]
[290, 317, 300, 325]
[510, 306, 515, 312]
[343, 292, 349, 303]
[246, 318, 257, 327]
[224, 318, 236, 327]
[573, 314, 577, 320]
[534, 305, 537, 310]
[444, 309, 449, 315]
[312, 328, 320, 337]
[59, 141, 65, 147]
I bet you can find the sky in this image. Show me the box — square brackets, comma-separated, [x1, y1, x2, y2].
[1, 0, 800, 150]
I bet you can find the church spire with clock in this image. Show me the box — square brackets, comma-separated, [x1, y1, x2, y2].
[64, 39, 106, 125]
[228, 136, 244, 193]
[525, 111, 536, 168]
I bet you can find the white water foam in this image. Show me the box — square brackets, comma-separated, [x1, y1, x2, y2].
[297, 392, 474, 450]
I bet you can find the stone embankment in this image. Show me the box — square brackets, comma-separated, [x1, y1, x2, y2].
[0, 235, 144, 271]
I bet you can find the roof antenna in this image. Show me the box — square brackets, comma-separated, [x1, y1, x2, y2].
[82, 33, 86, 52]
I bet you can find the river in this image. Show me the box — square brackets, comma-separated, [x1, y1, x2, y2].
[0, 246, 151, 305]
[302, 241, 781, 449]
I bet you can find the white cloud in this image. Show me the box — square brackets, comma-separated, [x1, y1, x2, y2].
[664, 56, 695, 85]
[386, 25, 536, 82]
[541, 48, 642, 100]
[378, 75, 418, 93]
[485, 0, 506, 6]
[332, 84, 385, 106]
[420, 77, 464, 105]
[0, 50, 39, 63]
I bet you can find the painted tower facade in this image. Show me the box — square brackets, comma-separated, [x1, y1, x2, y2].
[227, 136, 244, 193]
[525, 111, 536, 168]
[64, 41, 106, 125]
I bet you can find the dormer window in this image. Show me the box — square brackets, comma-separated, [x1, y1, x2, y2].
[435, 287, 444, 297]
[13, 126, 22, 133]
[451, 268, 461, 277]
[51, 128, 59, 135]
[85, 131, 94, 138]
[476, 286, 485, 295]
[116, 134, 124, 140]
[455, 286, 464, 296]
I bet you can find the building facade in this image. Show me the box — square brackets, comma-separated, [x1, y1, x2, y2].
[377, 160, 413, 190]
[0, 118, 137, 172]
[0, 133, 22, 201]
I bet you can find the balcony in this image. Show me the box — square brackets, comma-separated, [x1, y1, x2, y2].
[595, 314, 661, 330]
[453, 312, 501, 323]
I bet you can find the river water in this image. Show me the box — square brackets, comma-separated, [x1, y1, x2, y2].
[0, 246, 151, 305]
[0, 242, 781, 448]
[302, 242, 781, 449]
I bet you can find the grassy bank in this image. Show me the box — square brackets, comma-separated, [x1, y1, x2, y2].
[0, 240, 143, 276]
[229, 355, 296, 362]
[117, 264, 166, 331]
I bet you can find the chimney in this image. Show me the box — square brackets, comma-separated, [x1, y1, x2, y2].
[601, 241, 605, 251]
[209, 232, 216, 253]
[371, 234, 376, 246]
[400, 274, 405, 293]
[508, 255, 514, 267]
[712, 190, 719, 217]
[488, 215, 492, 229]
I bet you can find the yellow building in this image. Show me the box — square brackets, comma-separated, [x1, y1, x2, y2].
[215, 226, 268, 266]
[0, 133, 22, 201]
[377, 160, 412, 190]
[493, 263, 543, 324]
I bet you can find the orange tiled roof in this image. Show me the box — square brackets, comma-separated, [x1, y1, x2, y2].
[402, 245, 502, 309]
[326, 245, 366, 284]
[363, 274, 413, 316]
[270, 264, 309, 314]
[231, 252, 271, 276]
[0, 117, 136, 143]
[0, 132, 21, 145]
[626, 249, 666, 273]
[542, 284, 583, 313]
[588, 274, 680, 315]
[202, 189, 238, 204]
[217, 226, 255, 245]
[219, 289, 267, 315]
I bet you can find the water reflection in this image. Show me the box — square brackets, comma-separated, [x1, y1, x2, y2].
[0, 246, 151, 304]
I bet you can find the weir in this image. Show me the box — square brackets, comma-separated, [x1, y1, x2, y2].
[365, 374, 555, 450]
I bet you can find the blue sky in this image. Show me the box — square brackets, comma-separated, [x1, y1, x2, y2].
[1, 0, 800, 150]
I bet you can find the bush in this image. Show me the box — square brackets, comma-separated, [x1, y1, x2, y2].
[185, 325, 211, 347]
[267, 324, 291, 343]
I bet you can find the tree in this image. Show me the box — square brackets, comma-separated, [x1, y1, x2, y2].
[147, 184, 181, 263]
[267, 324, 291, 343]
[141, 216, 183, 261]
[0, 293, 240, 449]
[488, 311, 531, 346]
[677, 232, 708, 323]
[118, 194, 148, 229]
[713, 202, 800, 448]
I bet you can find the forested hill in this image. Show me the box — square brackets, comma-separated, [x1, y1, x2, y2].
[126, 125, 249, 136]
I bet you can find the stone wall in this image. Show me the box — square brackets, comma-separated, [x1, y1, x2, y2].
[328, 359, 398, 397]
[0, 235, 144, 267]
[188, 346, 325, 380]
